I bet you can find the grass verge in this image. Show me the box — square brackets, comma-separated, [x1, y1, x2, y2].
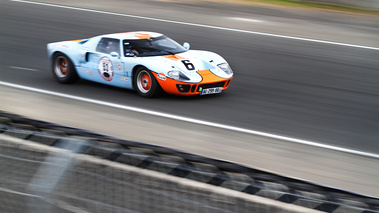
[244, 0, 379, 14]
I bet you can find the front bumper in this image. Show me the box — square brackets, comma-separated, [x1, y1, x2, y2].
[153, 70, 233, 96]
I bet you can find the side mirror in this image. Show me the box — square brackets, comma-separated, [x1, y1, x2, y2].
[183, 42, 190, 50]
[110, 51, 120, 58]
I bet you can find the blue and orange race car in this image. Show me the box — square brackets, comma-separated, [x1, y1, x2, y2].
[47, 32, 233, 97]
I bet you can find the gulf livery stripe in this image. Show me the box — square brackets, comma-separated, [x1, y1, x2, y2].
[131, 32, 152, 39]
[115, 32, 152, 39]
[197, 70, 229, 83]
[162, 55, 186, 61]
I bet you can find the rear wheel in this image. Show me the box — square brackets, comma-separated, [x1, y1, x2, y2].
[133, 67, 161, 98]
[52, 53, 79, 84]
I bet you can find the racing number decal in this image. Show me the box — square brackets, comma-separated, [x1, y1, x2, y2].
[98, 57, 114, 81]
[181, 60, 195, 70]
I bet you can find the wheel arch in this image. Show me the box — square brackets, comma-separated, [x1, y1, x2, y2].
[51, 52, 80, 84]
[52, 51, 72, 63]
[52, 51, 78, 72]
[132, 65, 151, 89]
[132, 65, 163, 97]
[51, 50, 82, 67]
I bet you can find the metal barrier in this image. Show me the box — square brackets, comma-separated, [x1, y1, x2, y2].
[1, 110, 378, 213]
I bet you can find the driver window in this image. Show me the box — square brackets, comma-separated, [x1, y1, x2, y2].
[123, 40, 140, 57]
[96, 38, 120, 55]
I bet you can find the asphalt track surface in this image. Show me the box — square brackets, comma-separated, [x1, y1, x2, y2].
[1, 0, 379, 154]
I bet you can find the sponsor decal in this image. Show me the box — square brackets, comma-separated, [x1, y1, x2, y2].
[79, 69, 93, 75]
[98, 57, 114, 81]
[157, 73, 166, 81]
[114, 62, 122, 70]
[120, 76, 129, 81]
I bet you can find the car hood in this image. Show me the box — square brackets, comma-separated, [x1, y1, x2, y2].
[146, 50, 233, 80]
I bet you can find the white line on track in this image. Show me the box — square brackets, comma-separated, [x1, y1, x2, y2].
[0, 186, 42, 198]
[228, 17, 264, 23]
[10, 0, 379, 51]
[9, 66, 39, 71]
[1, 81, 379, 159]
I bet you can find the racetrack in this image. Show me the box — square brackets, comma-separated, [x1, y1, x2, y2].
[1, 0, 379, 196]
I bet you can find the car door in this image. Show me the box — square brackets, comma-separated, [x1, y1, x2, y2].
[82, 37, 127, 87]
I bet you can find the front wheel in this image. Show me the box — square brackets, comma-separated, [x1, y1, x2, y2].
[52, 53, 79, 84]
[133, 67, 161, 98]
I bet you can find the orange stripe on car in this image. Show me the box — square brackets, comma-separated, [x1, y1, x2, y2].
[71, 39, 84, 42]
[197, 70, 226, 83]
[133, 33, 152, 39]
[162, 55, 186, 61]
[115, 32, 152, 39]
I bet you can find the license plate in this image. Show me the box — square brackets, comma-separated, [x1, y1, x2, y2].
[200, 87, 222, 95]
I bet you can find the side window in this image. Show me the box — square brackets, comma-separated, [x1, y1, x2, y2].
[123, 40, 140, 57]
[96, 38, 120, 55]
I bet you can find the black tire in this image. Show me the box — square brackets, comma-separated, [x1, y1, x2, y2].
[133, 67, 162, 98]
[52, 53, 79, 84]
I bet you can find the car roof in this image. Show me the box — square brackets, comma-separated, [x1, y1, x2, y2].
[99, 31, 163, 40]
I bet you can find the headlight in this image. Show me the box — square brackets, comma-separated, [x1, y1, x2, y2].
[218, 63, 233, 75]
[167, 70, 190, 81]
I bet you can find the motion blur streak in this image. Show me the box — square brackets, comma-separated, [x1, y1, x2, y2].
[10, 0, 379, 51]
[2, 81, 379, 159]
[9, 66, 38, 71]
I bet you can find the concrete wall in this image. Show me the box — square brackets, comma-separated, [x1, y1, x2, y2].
[294, 0, 379, 11]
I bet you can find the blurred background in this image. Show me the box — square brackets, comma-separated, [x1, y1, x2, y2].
[1, 0, 379, 212]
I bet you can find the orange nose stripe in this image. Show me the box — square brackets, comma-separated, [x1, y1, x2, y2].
[197, 70, 227, 83]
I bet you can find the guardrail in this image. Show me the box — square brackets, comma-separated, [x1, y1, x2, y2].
[1, 110, 378, 212]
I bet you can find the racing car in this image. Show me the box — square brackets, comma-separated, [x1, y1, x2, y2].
[47, 31, 233, 97]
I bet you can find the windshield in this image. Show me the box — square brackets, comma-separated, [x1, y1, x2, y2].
[123, 35, 186, 57]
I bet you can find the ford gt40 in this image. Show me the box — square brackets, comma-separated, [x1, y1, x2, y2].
[47, 32, 233, 97]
